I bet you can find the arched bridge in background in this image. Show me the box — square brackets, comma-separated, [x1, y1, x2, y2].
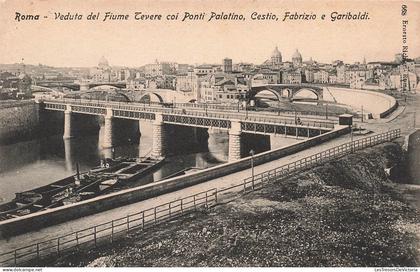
[62, 89, 167, 104]
[249, 84, 324, 102]
[32, 83, 192, 104]
[64, 89, 131, 102]
[137, 92, 164, 103]
[36, 81, 126, 91]
[83, 82, 126, 90]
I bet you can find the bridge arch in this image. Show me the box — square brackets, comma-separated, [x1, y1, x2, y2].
[31, 86, 55, 93]
[107, 92, 131, 102]
[248, 86, 282, 103]
[88, 84, 123, 90]
[292, 88, 322, 100]
[255, 89, 282, 101]
[76, 89, 131, 102]
[250, 84, 324, 103]
[138, 92, 164, 103]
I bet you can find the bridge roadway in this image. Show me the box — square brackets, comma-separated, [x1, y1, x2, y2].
[0, 126, 362, 253]
[42, 98, 335, 131]
[42, 98, 336, 161]
[150, 100, 349, 121]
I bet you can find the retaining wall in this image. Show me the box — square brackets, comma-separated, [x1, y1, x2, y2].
[403, 128, 420, 184]
[0, 101, 39, 144]
[0, 126, 349, 237]
[329, 87, 397, 119]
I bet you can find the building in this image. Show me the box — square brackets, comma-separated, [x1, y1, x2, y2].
[117, 69, 131, 81]
[145, 61, 173, 77]
[313, 70, 329, 84]
[176, 71, 200, 100]
[198, 73, 249, 104]
[346, 68, 369, 89]
[304, 69, 314, 83]
[161, 75, 176, 90]
[193, 65, 215, 77]
[223, 58, 233, 73]
[17, 73, 32, 98]
[90, 56, 113, 82]
[214, 76, 248, 104]
[328, 74, 337, 84]
[233, 63, 253, 72]
[282, 71, 302, 84]
[176, 64, 189, 74]
[388, 70, 417, 92]
[292, 49, 303, 67]
[270, 46, 282, 67]
[126, 77, 146, 91]
[395, 53, 404, 64]
[251, 70, 280, 86]
[199, 75, 217, 102]
[336, 65, 346, 84]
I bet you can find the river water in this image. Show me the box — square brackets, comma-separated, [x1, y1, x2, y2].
[0, 120, 299, 203]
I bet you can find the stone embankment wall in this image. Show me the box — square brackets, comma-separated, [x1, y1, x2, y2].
[328, 87, 397, 119]
[0, 100, 39, 144]
[403, 129, 420, 184]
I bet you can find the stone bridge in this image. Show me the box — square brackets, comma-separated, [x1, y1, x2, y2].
[249, 84, 324, 102]
[41, 99, 335, 162]
[35, 83, 194, 104]
[36, 81, 127, 91]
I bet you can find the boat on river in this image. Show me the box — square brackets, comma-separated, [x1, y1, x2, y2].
[0, 156, 165, 221]
[163, 167, 204, 179]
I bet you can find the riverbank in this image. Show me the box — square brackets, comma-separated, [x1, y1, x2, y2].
[0, 100, 39, 144]
[45, 142, 419, 267]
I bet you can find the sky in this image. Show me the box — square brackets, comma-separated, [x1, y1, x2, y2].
[0, 0, 419, 67]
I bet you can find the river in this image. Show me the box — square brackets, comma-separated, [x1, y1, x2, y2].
[0, 120, 300, 203]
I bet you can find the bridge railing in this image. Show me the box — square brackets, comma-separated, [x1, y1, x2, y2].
[0, 129, 401, 266]
[42, 96, 363, 120]
[0, 189, 218, 267]
[43, 98, 336, 129]
[172, 102, 359, 119]
[242, 129, 401, 187]
[165, 110, 334, 129]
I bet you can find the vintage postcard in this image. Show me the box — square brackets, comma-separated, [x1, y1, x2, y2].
[0, 0, 419, 269]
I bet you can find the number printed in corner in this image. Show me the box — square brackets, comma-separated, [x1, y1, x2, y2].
[401, 4, 407, 16]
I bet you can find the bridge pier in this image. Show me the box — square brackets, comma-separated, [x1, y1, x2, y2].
[63, 108, 73, 139]
[63, 138, 73, 171]
[152, 113, 166, 157]
[228, 120, 242, 162]
[138, 120, 142, 138]
[101, 108, 114, 149]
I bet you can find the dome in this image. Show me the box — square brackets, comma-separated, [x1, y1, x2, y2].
[292, 49, 302, 60]
[98, 56, 109, 67]
[271, 46, 282, 58]
[270, 46, 282, 64]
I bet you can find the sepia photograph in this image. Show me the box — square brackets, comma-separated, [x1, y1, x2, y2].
[0, 0, 419, 269]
